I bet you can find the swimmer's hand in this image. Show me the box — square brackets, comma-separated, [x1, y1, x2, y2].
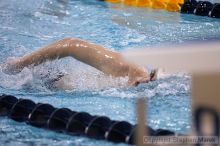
[2, 57, 24, 75]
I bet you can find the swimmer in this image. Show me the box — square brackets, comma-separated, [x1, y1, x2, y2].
[3, 38, 157, 87]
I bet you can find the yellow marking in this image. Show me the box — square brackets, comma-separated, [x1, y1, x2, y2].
[166, 0, 181, 12]
[136, 0, 152, 7]
[107, 0, 185, 11]
[123, 0, 137, 6]
[107, 0, 121, 3]
[151, 0, 166, 9]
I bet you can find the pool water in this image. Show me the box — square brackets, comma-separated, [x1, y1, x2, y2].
[0, 0, 220, 145]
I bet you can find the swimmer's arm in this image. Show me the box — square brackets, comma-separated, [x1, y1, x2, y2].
[17, 38, 77, 67]
[6, 38, 129, 76]
[4, 38, 74, 74]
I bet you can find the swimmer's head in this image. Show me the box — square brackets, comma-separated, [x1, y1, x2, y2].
[128, 66, 157, 86]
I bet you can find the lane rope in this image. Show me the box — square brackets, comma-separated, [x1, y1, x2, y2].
[0, 94, 179, 144]
[100, 0, 220, 18]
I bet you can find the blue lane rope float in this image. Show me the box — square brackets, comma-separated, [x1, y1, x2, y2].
[209, 3, 220, 18]
[193, 1, 213, 16]
[180, 0, 198, 13]
[0, 94, 178, 144]
[180, 0, 220, 18]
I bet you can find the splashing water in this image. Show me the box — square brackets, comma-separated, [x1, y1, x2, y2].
[1, 0, 219, 145]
